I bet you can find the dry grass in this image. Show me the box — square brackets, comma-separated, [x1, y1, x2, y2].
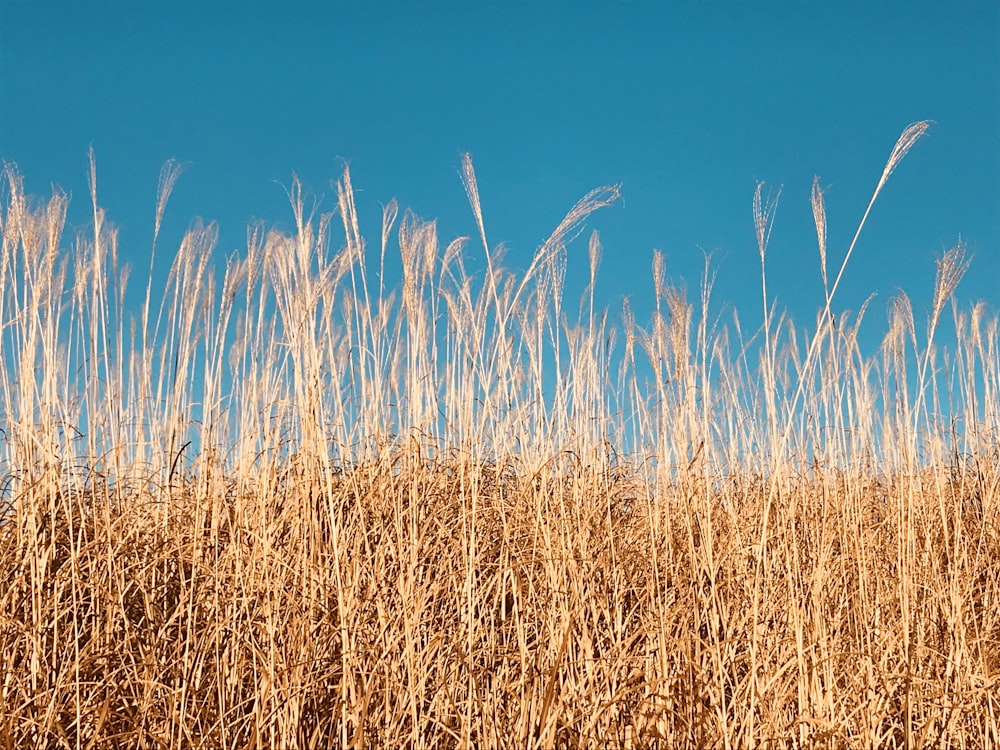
[1, 128, 998, 749]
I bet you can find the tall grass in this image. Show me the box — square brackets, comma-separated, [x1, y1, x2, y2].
[1, 126, 997, 749]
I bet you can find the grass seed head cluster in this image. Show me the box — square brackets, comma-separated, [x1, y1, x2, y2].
[0, 124, 998, 748]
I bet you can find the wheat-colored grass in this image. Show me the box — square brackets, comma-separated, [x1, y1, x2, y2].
[1, 126, 998, 748]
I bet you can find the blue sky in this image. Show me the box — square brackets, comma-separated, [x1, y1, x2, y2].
[1, 1, 998, 353]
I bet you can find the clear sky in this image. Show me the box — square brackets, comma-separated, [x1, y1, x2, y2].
[1, 1, 998, 353]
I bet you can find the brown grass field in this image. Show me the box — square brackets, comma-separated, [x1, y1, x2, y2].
[1, 124, 998, 748]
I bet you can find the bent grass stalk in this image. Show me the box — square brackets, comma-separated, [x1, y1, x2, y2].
[0, 132, 997, 748]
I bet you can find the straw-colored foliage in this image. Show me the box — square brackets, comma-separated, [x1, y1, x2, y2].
[1, 128, 998, 748]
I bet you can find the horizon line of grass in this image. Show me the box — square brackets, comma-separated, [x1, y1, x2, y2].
[1, 124, 997, 748]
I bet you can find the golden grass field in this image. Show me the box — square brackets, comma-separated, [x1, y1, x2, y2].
[1, 124, 997, 748]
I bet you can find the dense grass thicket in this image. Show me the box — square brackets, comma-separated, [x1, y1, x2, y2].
[1, 124, 998, 748]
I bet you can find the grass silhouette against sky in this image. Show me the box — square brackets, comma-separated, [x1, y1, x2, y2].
[2, 5, 1000, 746]
[1, 1, 997, 350]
